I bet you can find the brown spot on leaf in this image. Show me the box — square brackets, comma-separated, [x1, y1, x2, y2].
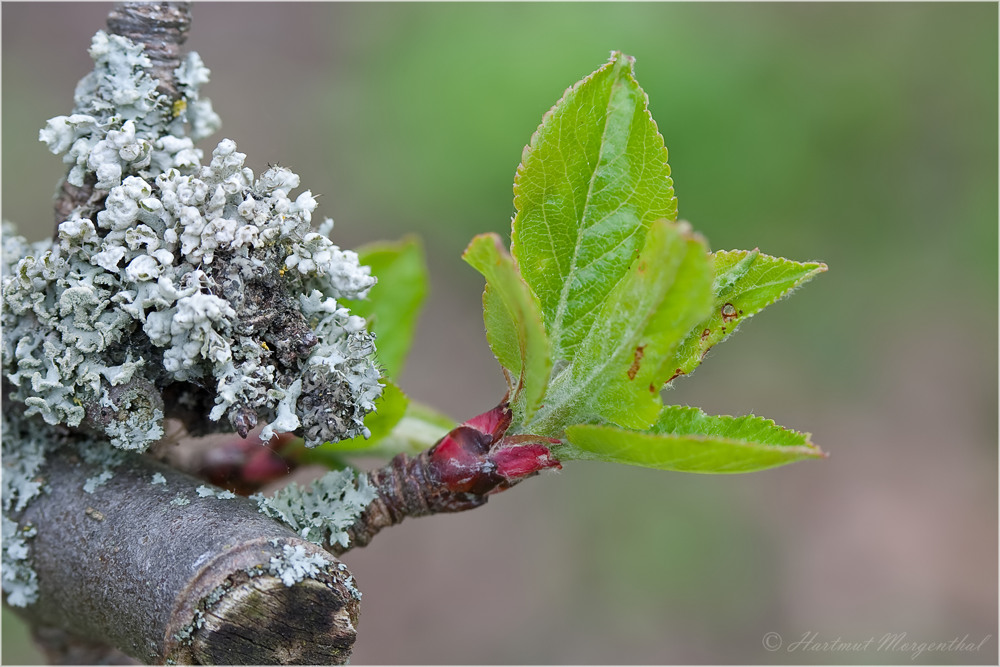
[666, 368, 686, 383]
[649, 383, 657, 393]
[700, 328, 711, 341]
[627, 345, 645, 380]
[721, 302, 738, 322]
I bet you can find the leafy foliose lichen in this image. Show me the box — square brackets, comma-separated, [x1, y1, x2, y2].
[2, 30, 382, 454]
[252, 469, 376, 549]
[196, 485, 236, 500]
[2, 517, 38, 608]
[1, 410, 53, 607]
[267, 543, 328, 587]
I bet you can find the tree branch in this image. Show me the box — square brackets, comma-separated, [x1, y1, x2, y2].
[334, 401, 561, 554]
[13, 449, 360, 665]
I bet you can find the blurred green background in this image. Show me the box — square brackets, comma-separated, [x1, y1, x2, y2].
[2, 3, 996, 664]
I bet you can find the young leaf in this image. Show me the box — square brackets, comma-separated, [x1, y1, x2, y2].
[665, 250, 827, 382]
[563, 406, 824, 473]
[528, 219, 712, 434]
[463, 233, 552, 420]
[345, 236, 428, 378]
[511, 51, 677, 363]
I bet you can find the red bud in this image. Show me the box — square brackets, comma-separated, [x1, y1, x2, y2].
[428, 400, 561, 495]
[490, 444, 561, 482]
[461, 401, 512, 440]
[428, 426, 494, 493]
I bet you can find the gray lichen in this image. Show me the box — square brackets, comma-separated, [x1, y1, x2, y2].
[196, 485, 236, 500]
[267, 543, 328, 587]
[1, 410, 53, 607]
[2, 28, 384, 611]
[2, 29, 382, 454]
[252, 470, 376, 549]
[83, 470, 114, 494]
[2, 517, 39, 608]
[336, 561, 362, 601]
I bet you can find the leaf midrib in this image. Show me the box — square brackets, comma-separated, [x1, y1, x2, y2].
[528, 236, 673, 434]
[549, 73, 625, 360]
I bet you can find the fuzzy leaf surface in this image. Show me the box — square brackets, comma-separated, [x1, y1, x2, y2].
[564, 406, 824, 473]
[511, 51, 677, 364]
[463, 233, 551, 420]
[666, 250, 827, 381]
[346, 236, 428, 378]
[528, 220, 712, 435]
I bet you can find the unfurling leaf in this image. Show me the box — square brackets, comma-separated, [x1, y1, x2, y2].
[511, 51, 677, 363]
[463, 233, 551, 421]
[461, 51, 826, 475]
[564, 406, 825, 473]
[528, 219, 712, 435]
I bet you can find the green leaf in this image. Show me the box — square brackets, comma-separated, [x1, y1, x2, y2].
[482, 284, 520, 376]
[665, 249, 827, 382]
[563, 406, 825, 473]
[346, 236, 428, 378]
[528, 219, 712, 434]
[463, 233, 552, 421]
[511, 51, 677, 363]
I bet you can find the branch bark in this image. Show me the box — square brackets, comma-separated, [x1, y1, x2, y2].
[334, 401, 560, 555]
[335, 451, 488, 554]
[13, 450, 360, 665]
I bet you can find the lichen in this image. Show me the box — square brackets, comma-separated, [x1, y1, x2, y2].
[2, 517, 39, 608]
[83, 470, 114, 494]
[252, 470, 376, 549]
[267, 543, 327, 587]
[1, 410, 52, 607]
[3, 26, 384, 611]
[3, 29, 381, 454]
[196, 485, 236, 500]
[336, 561, 362, 601]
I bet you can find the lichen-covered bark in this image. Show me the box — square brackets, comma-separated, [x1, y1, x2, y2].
[5, 0, 381, 453]
[54, 2, 192, 226]
[106, 2, 191, 99]
[13, 450, 360, 665]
